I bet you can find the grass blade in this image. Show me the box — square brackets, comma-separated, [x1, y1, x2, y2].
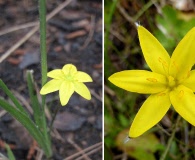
[0, 79, 29, 117]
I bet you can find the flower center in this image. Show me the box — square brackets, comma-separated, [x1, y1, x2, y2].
[65, 74, 74, 81]
[167, 76, 176, 89]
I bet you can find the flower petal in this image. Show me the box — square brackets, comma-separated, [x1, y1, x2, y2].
[47, 69, 65, 79]
[40, 79, 63, 95]
[182, 70, 195, 92]
[62, 64, 77, 75]
[138, 26, 170, 75]
[170, 85, 195, 126]
[169, 27, 195, 82]
[75, 71, 93, 82]
[59, 81, 74, 106]
[129, 91, 171, 137]
[108, 70, 167, 94]
[74, 82, 91, 100]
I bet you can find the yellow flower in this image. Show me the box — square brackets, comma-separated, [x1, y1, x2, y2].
[40, 64, 92, 106]
[108, 26, 195, 138]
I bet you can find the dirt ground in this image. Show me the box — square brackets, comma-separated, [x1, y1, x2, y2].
[0, 0, 102, 159]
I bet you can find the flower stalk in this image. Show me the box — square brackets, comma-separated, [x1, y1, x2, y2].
[39, 0, 52, 157]
[160, 116, 181, 160]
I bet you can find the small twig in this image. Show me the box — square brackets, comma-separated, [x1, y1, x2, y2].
[75, 146, 102, 160]
[79, 15, 95, 50]
[104, 85, 116, 97]
[0, 110, 7, 118]
[109, 27, 126, 42]
[49, 106, 61, 132]
[34, 147, 44, 160]
[90, 89, 102, 102]
[11, 90, 33, 114]
[64, 142, 102, 160]
[133, 0, 158, 21]
[27, 140, 37, 160]
[117, 0, 158, 28]
[160, 116, 181, 160]
[51, 129, 65, 142]
[157, 124, 171, 136]
[0, 0, 74, 63]
[117, 3, 135, 27]
[0, 153, 9, 160]
[0, 26, 39, 63]
[0, 22, 38, 36]
[67, 135, 91, 160]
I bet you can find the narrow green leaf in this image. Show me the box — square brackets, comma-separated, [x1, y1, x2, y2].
[0, 98, 51, 157]
[27, 71, 44, 129]
[104, 144, 113, 160]
[26, 70, 52, 157]
[5, 144, 15, 160]
[0, 79, 29, 117]
[104, 0, 118, 78]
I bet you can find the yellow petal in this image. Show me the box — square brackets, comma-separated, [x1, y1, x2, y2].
[108, 70, 167, 94]
[129, 91, 171, 137]
[182, 70, 195, 92]
[47, 69, 64, 79]
[170, 85, 195, 126]
[62, 64, 77, 75]
[169, 27, 195, 81]
[59, 81, 74, 106]
[40, 79, 63, 95]
[138, 26, 170, 75]
[74, 82, 91, 100]
[75, 71, 93, 82]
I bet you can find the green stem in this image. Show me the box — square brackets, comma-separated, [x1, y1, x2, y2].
[160, 116, 181, 160]
[49, 106, 61, 132]
[39, 0, 52, 157]
[39, 0, 47, 85]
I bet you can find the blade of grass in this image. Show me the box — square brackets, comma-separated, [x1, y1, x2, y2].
[0, 98, 50, 157]
[104, 0, 118, 78]
[5, 144, 15, 160]
[27, 71, 44, 130]
[0, 79, 29, 117]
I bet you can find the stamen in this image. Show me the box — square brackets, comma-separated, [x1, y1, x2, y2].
[187, 71, 190, 78]
[172, 61, 179, 72]
[179, 90, 184, 99]
[158, 57, 168, 73]
[146, 78, 157, 82]
[158, 92, 166, 96]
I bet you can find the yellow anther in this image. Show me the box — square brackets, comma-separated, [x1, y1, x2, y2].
[146, 78, 157, 82]
[172, 61, 179, 72]
[158, 57, 168, 68]
[179, 90, 184, 99]
[187, 71, 190, 78]
[158, 92, 166, 96]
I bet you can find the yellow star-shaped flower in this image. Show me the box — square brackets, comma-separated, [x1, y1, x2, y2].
[40, 64, 92, 106]
[109, 26, 195, 138]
